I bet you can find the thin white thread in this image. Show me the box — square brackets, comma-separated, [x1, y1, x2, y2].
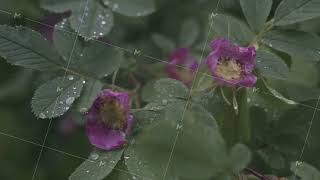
[0, 130, 152, 179]
[31, 0, 90, 179]
[0, 8, 319, 114]
[293, 95, 320, 180]
[161, 1, 221, 179]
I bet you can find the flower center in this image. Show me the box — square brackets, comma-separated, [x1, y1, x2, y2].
[215, 58, 242, 80]
[100, 99, 126, 130]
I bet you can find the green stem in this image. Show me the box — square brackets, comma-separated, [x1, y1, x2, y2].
[236, 88, 251, 143]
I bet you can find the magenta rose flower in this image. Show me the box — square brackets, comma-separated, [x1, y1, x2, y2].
[85, 90, 135, 151]
[206, 38, 257, 87]
[166, 48, 199, 86]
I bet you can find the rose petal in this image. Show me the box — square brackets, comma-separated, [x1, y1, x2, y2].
[86, 121, 126, 151]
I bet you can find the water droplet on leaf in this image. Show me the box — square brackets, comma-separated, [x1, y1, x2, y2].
[66, 97, 75, 105]
[67, 75, 74, 81]
[39, 113, 46, 119]
[90, 153, 99, 160]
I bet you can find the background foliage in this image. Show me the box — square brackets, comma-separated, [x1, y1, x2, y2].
[1, 0, 320, 180]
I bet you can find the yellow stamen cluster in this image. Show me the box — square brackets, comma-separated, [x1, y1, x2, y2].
[215, 59, 242, 80]
[100, 99, 125, 130]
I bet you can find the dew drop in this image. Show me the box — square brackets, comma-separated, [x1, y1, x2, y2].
[39, 113, 46, 119]
[80, 107, 88, 113]
[162, 99, 168, 105]
[67, 75, 74, 81]
[90, 153, 99, 160]
[112, 4, 119, 10]
[86, 170, 90, 173]
[295, 161, 303, 167]
[99, 32, 103, 36]
[56, 86, 63, 92]
[82, 80, 86, 84]
[101, 21, 106, 25]
[104, 0, 110, 5]
[124, 156, 130, 160]
[176, 124, 183, 130]
[99, 161, 106, 166]
[66, 97, 75, 105]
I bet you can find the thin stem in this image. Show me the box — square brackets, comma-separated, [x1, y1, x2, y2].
[112, 69, 119, 91]
[250, 19, 274, 48]
[237, 88, 251, 143]
[244, 168, 271, 180]
[220, 87, 232, 106]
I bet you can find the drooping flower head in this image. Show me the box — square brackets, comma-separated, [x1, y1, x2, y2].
[85, 90, 135, 151]
[206, 38, 257, 87]
[166, 48, 199, 86]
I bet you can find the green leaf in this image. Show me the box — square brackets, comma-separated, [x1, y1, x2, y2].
[256, 50, 289, 80]
[31, 76, 84, 119]
[142, 78, 189, 103]
[257, 149, 286, 170]
[290, 162, 320, 180]
[103, 0, 156, 17]
[240, 0, 272, 32]
[274, 0, 320, 26]
[0, 25, 64, 71]
[263, 79, 297, 105]
[41, 0, 80, 13]
[69, 0, 114, 40]
[151, 33, 175, 54]
[107, 159, 132, 180]
[69, 149, 124, 180]
[179, 18, 200, 47]
[77, 79, 103, 113]
[211, 14, 255, 45]
[229, 144, 251, 173]
[125, 102, 224, 179]
[262, 30, 320, 62]
[54, 20, 124, 78]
